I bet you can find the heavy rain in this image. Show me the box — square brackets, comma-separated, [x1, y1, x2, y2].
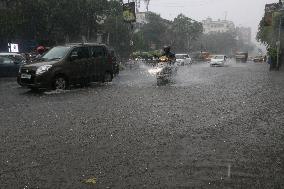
[0, 0, 284, 188]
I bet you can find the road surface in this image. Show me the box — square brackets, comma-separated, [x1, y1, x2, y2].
[0, 60, 283, 188]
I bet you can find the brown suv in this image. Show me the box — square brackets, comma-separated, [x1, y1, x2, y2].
[17, 43, 115, 90]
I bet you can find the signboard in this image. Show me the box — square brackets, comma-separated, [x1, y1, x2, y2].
[123, 2, 136, 23]
[8, 43, 19, 53]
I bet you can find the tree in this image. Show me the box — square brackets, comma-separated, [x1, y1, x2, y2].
[199, 32, 237, 55]
[132, 13, 203, 53]
[171, 14, 203, 52]
[257, 7, 284, 49]
[0, 0, 134, 57]
[103, 0, 132, 57]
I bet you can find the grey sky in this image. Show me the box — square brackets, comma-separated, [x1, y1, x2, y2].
[136, 0, 277, 43]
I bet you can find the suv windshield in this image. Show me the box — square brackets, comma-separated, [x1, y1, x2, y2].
[42, 46, 71, 60]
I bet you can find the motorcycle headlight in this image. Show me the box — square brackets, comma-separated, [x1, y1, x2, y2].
[36, 65, 52, 75]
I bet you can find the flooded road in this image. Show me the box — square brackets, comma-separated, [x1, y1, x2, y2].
[0, 61, 283, 188]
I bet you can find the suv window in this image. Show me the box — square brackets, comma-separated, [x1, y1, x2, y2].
[91, 46, 106, 58]
[71, 47, 90, 59]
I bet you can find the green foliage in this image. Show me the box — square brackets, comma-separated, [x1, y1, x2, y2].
[133, 12, 203, 53]
[268, 47, 277, 58]
[171, 14, 203, 52]
[198, 32, 237, 55]
[134, 12, 170, 50]
[0, 0, 135, 57]
[257, 10, 284, 48]
[0, 0, 125, 43]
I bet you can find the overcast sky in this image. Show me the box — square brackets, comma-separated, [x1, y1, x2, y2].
[135, 0, 277, 43]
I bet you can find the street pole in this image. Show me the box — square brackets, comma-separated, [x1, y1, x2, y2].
[277, 17, 281, 69]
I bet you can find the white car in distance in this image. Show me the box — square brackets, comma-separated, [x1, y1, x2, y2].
[210, 55, 227, 67]
[176, 54, 192, 66]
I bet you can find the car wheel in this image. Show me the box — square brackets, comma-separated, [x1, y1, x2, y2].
[54, 75, 68, 90]
[103, 72, 113, 82]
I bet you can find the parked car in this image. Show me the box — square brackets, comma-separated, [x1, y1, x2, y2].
[176, 54, 192, 66]
[17, 43, 115, 90]
[253, 56, 264, 62]
[0, 52, 27, 63]
[210, 55, 227, 67]
[0, 56, 25, 77]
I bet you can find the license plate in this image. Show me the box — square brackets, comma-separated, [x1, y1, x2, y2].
[21, 74, 31, 79]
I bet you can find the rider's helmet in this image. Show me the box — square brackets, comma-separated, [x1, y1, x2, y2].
[163, 45, 171, 53]
[36, 46, 45, 55]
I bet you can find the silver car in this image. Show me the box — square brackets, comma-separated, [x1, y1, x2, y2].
[210, 55, 227, 67]
[176, 54, 192, 66]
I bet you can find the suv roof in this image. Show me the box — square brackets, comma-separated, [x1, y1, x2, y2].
[64, 43, 108, 47]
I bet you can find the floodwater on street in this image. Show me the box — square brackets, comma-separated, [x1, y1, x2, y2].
[0, 61, 284, 188]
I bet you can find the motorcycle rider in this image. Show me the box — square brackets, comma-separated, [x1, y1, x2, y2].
[162, 45, 176, 62]
[35, 46, 46, 60]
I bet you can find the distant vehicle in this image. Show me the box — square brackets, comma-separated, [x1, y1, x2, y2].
[253, 56, 264, 62]
[17, 43, 115, 90]
[201, 52, 211, 61]
[0, 52, 26, 63]
[210, 55, 227, 67]
[0, 56, 25, 77]
[189, 51, 211, 62]
[235, 52, 248, 62]
[176, 54, 192, 66]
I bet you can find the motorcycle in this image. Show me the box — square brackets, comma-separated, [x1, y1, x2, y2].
[152, 56, 177, 85]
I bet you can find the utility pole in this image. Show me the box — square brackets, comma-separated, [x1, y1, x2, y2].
[277, 17, 281, 70]
[277, 2, 284, 70]
[145, 0, 150, 12]
[124, 0, 136, 57]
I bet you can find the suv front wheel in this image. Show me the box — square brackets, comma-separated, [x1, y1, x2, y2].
[53, 75, 68, 90]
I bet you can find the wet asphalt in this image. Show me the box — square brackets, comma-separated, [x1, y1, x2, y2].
[0, 60, 284, 189]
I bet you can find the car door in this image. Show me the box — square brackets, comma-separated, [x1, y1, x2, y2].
[0, 56, 19, 77]
[90, 46, 107, 81]
[68, 47, 90, 84]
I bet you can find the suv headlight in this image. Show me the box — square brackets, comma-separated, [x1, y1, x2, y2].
[36, 65, 52, 75]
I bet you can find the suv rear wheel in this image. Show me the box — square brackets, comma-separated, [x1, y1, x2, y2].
[103, 72, 113, 82]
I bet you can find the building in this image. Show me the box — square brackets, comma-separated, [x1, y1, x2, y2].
[236, 27, 252, 44]
[136, 12, 148, 24]
[135, 12, 148, 27]
[134, 12, 148, 32]
[202, 18, 235, 34]
[265, 2, 281, 13]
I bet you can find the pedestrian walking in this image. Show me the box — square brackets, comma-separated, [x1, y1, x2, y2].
[268, 48, 277, 71]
